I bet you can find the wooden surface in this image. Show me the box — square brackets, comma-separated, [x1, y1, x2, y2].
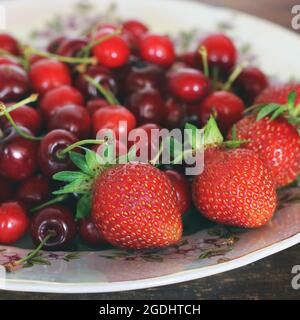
[1, 0, 300, 300]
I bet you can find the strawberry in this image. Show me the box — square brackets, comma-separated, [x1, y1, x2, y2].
[53, 150, 182, 249]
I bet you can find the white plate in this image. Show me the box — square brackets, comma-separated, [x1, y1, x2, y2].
[1, 0, 300, 293]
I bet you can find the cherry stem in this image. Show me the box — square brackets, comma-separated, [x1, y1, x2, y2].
[0, 94, 38, 116]
[30, 195, 68, 213]
[84, 75, 119, 105]
[4, 232, 55, 272]
[149, 143, 164, 166]
[58, 139, 106, 157]
[223, 61, 248, 91]
[198, 46, 209, 78]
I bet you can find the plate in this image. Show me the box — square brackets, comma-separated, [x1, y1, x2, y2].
[1, 0, 300, 293]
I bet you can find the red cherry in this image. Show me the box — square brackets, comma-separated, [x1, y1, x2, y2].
[28, 55, 47, 66]
[0, 127, 38, 181]
[92, 105, 136, 139]
[235, 67, 269, 104]
[48, 104, 91, 139]
[79, 217, 105, 246]
[199, 91, 245, 135]
[30, 205, 77, 250]
[122, 20, 148, 42]
[139, 33, 175, 68]
[177, 51, 197, 68]
[92, 30, 130, 68]
[167, 68, 210, 102]
[0, 56, 21, 67]
[39, 85, 84, 121]
[86, 99, 110, 115]
[0, 177, 12, 203]
[56, 37, 88, 57]
[0, 64, 30, 102]
[1, 105, 42, 134]
[47, 36, 67, 53]
[29, 59, 71, 94]
[38, 129, 78, 177]
[0, 201, 29, 244]
[16, 174, 51, 208]
[198, 34, 237, 73]
[163, 98, 185, 129]
[127, 87, 164, 125]
[165, 170, 191, 215]
[0, 34, 20, 55]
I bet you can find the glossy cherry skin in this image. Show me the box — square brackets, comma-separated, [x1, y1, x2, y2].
[38, 129, 78, 177]
[31, 205, 77, 250]
[164, 170, 191, 215]
[29, 59, 71, 94]
[0, 56, 21, 67]
[199, 91, 245, 135]
[0, 64, 30, 102]
[0, 177, 12, 203]
[0, 127, 38, 181]
[167, 68, 210, 103]
[56, 37, 88, 57]
[198, 33, 237, 73]
[79, 217, 105, 246]
[0, 201, 29, 244]
[16, 174, 51, 208]
[235, 66, 269, 104]
[92, 105, 136, 139]
[123, 20, 149, 40]
[163, 98, 185, 129]
[1, 105, 42, 134]
[86, 98, 110, 115]
[177, 51, 197, 68]
[139, 33, 175, 68]
[48, 104, 91, 139]
[0, 34, 20, 55]
[47, 36, 67, 53]
[39, 85, 84, 121]
[75, 65, 118, 99]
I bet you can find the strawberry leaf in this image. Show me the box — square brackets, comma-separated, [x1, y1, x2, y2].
[52, 171, 90, 182]
[84, 148, 103, 173]
[287, 91, 297, 110]
[69, 151, 90, 174]
[185, 122, 204, 150]
[53, 179, 92, 195]
[76, 193, 92, 220]
[269, 106, 286, 121]
[203, 116, 223, 146]
[225, 140, 250, 149]
[256, 103, 283, 121]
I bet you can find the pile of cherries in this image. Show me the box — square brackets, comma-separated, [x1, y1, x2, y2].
[0, 19, 269, 251]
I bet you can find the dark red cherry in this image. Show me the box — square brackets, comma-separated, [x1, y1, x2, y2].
[127, 87, 164, 125]
[199, 91, 245, 135]
[167, 67, 210, 103]
[48, 104, 91, 139]
[75, 65, 118, 99]
[163, 98, 185, 129]
[29, 59, 71, 94]
[0, 64, 30, 102]
[1, 105, 42, 134]
[177, 51, 197, 68]
[122, 20, 149, 40]
[30, 205, 77, 250]
[139, 33, 175, 68]
[39, 85, 84, 120]
[47, 36, 67, 53]
[0, 177, 12, 203]
[56, 37, 88, 57]
[28, 55, 46, 66]
[234, 66, 269, 104]
[38, 129, 78, 177]
[86, 98, 110, 115]
[0, 34, 20, 55]
[0, 56, 21, 67]
[79, 217, 105, 246]
[0, 126, 38, 181]
[16, 174, 51, 208]
[165, 170, 191, 215]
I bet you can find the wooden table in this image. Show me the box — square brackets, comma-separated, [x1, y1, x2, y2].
[1, 0, 300, 300]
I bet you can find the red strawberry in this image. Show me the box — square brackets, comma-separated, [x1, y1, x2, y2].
[192, 147, 276, 228]
[255, 83, 300, 105]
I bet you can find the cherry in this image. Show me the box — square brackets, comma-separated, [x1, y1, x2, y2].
[167, 67, 210, 103]
[48, 104, 91, 139]
[1, 105, 42, 134]
[0, 56, 21, 67]
[47, 36, 67, 53]
[163, 98, 185, 129]
[30, 205, 77, 250]
[28, 55, 46, 66]
[0, 201, 29, 244]
[198, 34, 237, 73]
[92, 30, 130, 68]
[165, 170, 191, 215]
[16, 174, 51, 208]
[123, 20, 149, 40]
[0, 33, 20, 55]
[177, 51, 197, 68]
[234, 66, 269, 104]
[139, 33, 175, 68]
[0, 177, 12, 203]
[79, 217, 105, 246]
[0, 126, 38, 181]
[56, 37, 88, 57]
[38, 129, 78, 177]
[39, 85, 84, 120]
[75, 65, 118, 99]
[0, 64, 30, 102]
[127, 87, 164, 125]
[92, 105, 136, 139]
[86, 98, 110, 115]
[29, 59, 71, 94]
[199, 91, 245, 135]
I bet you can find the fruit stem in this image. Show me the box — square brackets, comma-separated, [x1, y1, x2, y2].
[4, 232, 55, 272]
[0, 94, 39, 116]
[84, 75, 119, 105]
[30, 195, 68, 213]
[58, 139, 106, 157]
[198, 46, 209, 78]
[223, 61, 248, 91]
[149, 143, 164, 166]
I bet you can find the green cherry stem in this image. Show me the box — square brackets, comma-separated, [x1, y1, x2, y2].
[223, 61, 248, 91]
[30, 195, 68, 213]
[198, 46, 209, 78]
[58, 139, 106, 157]
[0, 94, 39, 116]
